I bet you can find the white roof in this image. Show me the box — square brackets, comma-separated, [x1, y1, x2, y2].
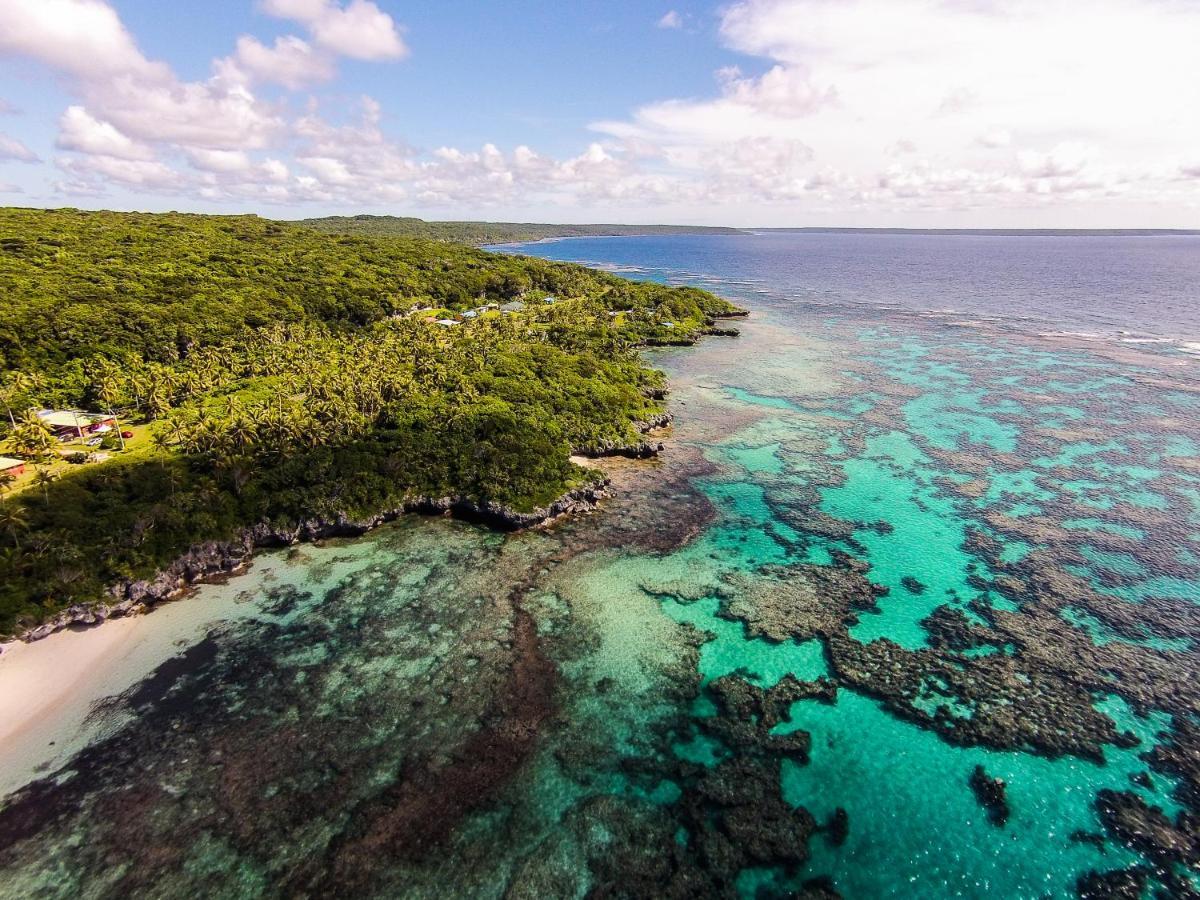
[38, 410, 95, 428]
[0, 456, 24, 470]
[435, 319, 461, 326]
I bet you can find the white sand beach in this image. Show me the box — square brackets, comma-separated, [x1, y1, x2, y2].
[0, 567, 276, 798]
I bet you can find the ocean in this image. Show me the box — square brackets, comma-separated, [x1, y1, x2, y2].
[1, 232, 1197, 898]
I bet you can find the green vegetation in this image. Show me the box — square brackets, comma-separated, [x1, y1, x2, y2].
[0, 207, 742, 635]
[296, 214, 745, 246]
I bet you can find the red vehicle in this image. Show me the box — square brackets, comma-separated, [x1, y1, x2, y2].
[121, 431, 134, 439]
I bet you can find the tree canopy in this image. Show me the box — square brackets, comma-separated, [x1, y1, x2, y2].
[0, 207, 742, 635]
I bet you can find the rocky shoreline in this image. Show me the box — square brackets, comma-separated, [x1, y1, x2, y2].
[10, 482, 611, 645]
[4, 318, 744, 646]
[576, 413, 675, 459]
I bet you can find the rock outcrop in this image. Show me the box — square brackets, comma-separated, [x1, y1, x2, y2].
[14, 482, 610, 644]
[576, 414, 674, 459]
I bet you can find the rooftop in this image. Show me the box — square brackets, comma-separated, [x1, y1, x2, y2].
[37, 410, 96, 429]
[0, 456, 24, 470]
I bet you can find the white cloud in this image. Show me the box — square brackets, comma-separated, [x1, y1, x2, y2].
[0, 0, 159, 79]
[716, 64, 836, 118]
[0, 0, 283, 153]
[56, 105, 153, 160]
[975, 128, 1012, 150]
[1018, 143, 1096, 180]
[658, 10, 683, 29]
[935, 88, 978, 117]
[590, 0, 1200, 219]
[261, 0, 407, 61]
[219, 35, 336, 89]
[185, 148, 253, 174]
[0, 132, 37, 161]
[0, 0, 1196, 223]
[57, 153, 184, 189]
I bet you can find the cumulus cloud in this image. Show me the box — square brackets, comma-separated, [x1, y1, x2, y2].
[1, 0, 1197, 221]
[261, 0, 407, 61]
[57, 153, 184, 189]
[0, 0, 158, 79]
[0, 132, 37, 162]
[218, 35, 336, 89]
[0, 0, 283, 154]
[56, 105, 153, 160]
[590, 0, 1200, 217]
[975, 128, 1012, 150]
[657, 10, 683, 29]
[716, 65, 836, 118]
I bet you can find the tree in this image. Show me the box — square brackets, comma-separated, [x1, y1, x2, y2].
[9, 410, 57, 462]
[33, 467, 59, 505]
[0, 504, 29, 548]
[91, 361, 127, 450]
[151, 428, 173, 469]
[0, 372, 41, 431]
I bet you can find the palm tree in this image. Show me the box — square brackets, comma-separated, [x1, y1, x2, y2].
[92, 365, 127, 451]
[226, 416, 257, 453]
[0, 504, 29, 548]
[10, 410, 56, 462]
[151, 428, 173, 469]
[0, 374, 29, 431]
[33, 467, 58, 505]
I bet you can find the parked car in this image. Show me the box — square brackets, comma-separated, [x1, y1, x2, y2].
[121, 431, 134, 439]
[86, 437, 102, 447]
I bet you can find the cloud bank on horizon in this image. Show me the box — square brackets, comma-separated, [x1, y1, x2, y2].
[0, 0, 1197, 226]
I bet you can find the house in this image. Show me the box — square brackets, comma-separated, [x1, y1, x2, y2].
[460, 310, 478, 319]
[37, 410, 115, 439]
[435, 318, 461, 327]
[500, 301, 526, 313]
[0, 456, 24, 478]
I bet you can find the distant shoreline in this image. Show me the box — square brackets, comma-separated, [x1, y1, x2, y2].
[748, 227, 1200, 237]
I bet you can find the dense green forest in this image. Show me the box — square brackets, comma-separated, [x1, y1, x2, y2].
[296, 214, 744, 246]
[0, 207, 742, 635]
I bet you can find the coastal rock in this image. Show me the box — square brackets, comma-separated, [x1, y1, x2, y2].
[968, 765, 1010, 827]
[1076, 867, 1150, 900]
[1094, 789, 1197, 866]
[15, 482, 611, 644]
[825, 808, 850, 847]
[569, 413, 675, 459]
[636, 413, 675, 433]
[686, 757, 818, 874]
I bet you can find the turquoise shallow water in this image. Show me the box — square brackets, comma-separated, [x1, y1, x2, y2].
[511, 234, 1200, 897]
[2, 234, 1198, 897]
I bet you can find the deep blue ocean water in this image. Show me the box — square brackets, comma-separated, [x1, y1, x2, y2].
[509, 230, 1200, 344]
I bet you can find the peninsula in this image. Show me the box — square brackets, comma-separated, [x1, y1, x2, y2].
[0, 207, 744, 639]
[296, 215, 747, 246]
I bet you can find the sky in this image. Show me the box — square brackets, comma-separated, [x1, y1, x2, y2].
[0, 0, 1198, 227]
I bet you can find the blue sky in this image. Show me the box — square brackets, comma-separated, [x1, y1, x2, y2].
[1, 0, 1198, 226]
